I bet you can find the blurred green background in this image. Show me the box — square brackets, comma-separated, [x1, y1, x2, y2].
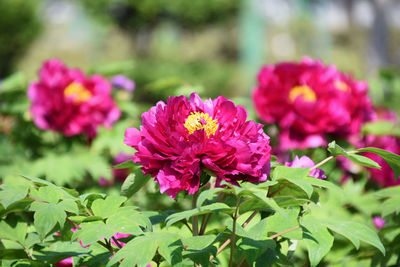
[2, 0, 400, 105]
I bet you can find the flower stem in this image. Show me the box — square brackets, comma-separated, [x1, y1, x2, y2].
[192, 191, 199, 236]
[310, 155, 334, 170]
[229, 197, 241, 267]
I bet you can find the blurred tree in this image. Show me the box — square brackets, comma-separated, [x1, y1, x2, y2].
[0, 0, 43, 77]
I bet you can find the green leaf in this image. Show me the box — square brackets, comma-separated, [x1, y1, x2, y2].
[112, 160, 137, 170]
[120, 170, 151, 198]
[0, 248, 29, 260]
[362, 120, 400, 137]
[106, 207, 152, 235]
[33, 241, 90, 263]
[107, 234, 159, 267]
[181, 235, 217, 250]
[33, 203, 66, 240]
[30, 186, 63, 204]
[91, 195, 127, 219]
[58, 199, 79, 214]
[166, 203, 233, 227]
[264, 207, 302, 240]
[157, 234, 183, 267]
[196, 188, 224, 207]
[0, 184, 29, 208]
[328, 141, 381, 169]
[238, 237, 275, 265]
[381, 196, 400, 217]
[358, 147, 400, 181]
[272, 166, 313, 197]
[0, 215, 27, 244]
[72, 222, 115, 247]
[321, 219, 385, 254]
[301, 215, 333, 267]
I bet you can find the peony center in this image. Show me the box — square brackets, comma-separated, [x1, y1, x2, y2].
[64, 82, 92, 103]
[288, 85, 316, 103]
[335, 80, 349, 91]
[184, 112, 218, 138]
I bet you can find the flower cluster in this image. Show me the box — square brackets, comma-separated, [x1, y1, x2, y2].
[253, 58, 374, 150]
[124, 93, 271, 198]
[28, 59, 120, 139]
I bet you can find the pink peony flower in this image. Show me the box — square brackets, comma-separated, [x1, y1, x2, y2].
[28, 59, 121, 139]
[347, 108, 400, 187]
[373, 216, 385, 230]
[54, 257, 74, 267]
[253, 58, 374, 150]
[124, 93, 271, 198]
[285, 155, 326, 179]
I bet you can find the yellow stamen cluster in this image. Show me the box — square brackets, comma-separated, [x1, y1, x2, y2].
[184, 112, 218, 138]
[288, 85, 317, 103]
[64, 82, 92, 103]
[335, 80, 349, 91]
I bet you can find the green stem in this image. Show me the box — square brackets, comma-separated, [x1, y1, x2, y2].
[310, 155, 333, 170]
[229, 197, 241, 267]
[192, 191, 199, 236]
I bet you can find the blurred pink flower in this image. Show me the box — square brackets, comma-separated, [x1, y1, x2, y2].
[112, 153, 132, 183]
[253, 58, 374, 150]
[124, 93, 271, 198]
[285, 155, 326, 179]
[28, 59, 120, 139]
[111, 75, 135, 92]
[373, 216, 385, 230]
[350, 108, 400, 187]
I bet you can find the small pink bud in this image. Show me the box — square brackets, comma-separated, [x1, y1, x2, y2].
[373, 216, 385, 230]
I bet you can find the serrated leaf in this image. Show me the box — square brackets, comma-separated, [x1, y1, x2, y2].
[321, 219, 385, 254]
[91, 195, 127, 219]
[121, 170, 151, 198]
[358, 147, 400, 181]
[301, 215, 333, 267]
[34, 203, 66, 240]
[166, 203, 233, 227]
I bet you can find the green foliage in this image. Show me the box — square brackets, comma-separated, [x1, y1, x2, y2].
[1, 153, 392, 267]
[0, 0, 42, 76]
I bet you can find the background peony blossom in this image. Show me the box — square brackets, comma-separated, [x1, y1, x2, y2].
[111, 74, 135, 92]
[253, 58, 374, 150]
[285, 155, 326, 179]
[124, 93, 271, 198]
[28, 59, 121, 139]
[373, 216, 385, 230]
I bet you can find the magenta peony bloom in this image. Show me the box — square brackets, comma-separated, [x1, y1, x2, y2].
[54, 257, 73, 267]
[285, 155, 326, 179]
[253, 58, 374, 150]
[28, 59, 121, 139]
[124, 93, 271, 198]
[373, 216, 385, 230]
